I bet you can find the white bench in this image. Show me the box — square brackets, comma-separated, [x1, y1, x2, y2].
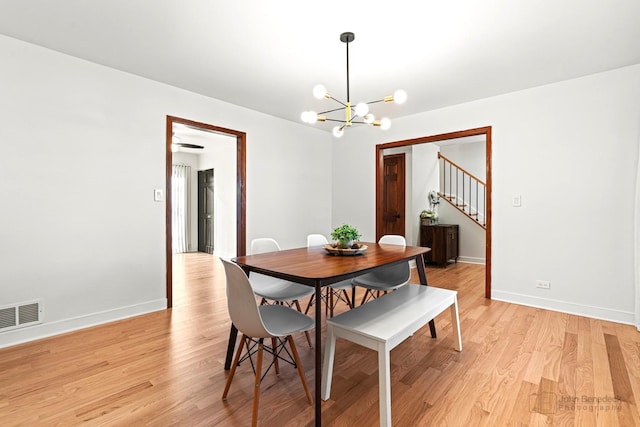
[321, 285, 462, 427]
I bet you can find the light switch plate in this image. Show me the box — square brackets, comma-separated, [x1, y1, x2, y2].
[154, 189, 163, 202]
[512, 195, 522, 207]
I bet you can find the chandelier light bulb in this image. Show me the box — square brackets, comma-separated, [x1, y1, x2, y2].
[393, 89, 407, 104]
[363, 113, 375, 124]
[313, 84, 327, 99]
[332, 126, 344, 138]
[355, 102, 369, 117]
[301, 111, 319, 124]
[380, 117, 391, 130]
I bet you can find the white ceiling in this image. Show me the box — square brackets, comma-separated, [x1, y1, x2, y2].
[2, 1, 639, 132]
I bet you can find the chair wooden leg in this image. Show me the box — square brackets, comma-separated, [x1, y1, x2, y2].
[343, 289, 353, 309]
[303, 294, 314, 315]
[288, 335, 313, 405]
[360, 290, 369, 306]
[222, 334, 247, 399]
[294, 300, 313, 348]
[251, 339, 264, 427]
[271, 337, 279, 374]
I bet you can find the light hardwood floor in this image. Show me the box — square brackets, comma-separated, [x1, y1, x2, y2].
[1, 252, 639, 426]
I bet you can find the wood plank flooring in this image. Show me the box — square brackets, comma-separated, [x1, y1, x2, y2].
[1, 252, 640, 426]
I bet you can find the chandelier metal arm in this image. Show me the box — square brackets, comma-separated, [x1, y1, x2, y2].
[323, 118, 366, 124]
[319, 105, 350, 115]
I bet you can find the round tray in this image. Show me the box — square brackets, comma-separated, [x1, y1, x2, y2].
[323, 244, 368, 256]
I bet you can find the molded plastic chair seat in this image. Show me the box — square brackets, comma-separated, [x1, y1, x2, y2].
[250, 273, 316, 302]
[352, 235, 410, 305]
[249, 238, 315, 347]
[249, 238, 315, 303]
[221, 259, 314, 427]
[258, 304, 314, 335]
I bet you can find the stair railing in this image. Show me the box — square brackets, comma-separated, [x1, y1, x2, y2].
[438, 152, 486, 229]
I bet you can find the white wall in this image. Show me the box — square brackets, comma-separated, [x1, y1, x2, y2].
[332, 64, 640, 324]
[0, 35, 332, 348]
[198, 136, 237, 259]
[440, 141, 486, 180]
[409, 144, 440, 246]
[439, 141, 486, 263]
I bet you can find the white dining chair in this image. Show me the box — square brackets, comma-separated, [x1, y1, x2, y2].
[249, 238, 315, 305]
[220, 259, 314, 427]
[305, 234, 354, 317]
[352, 235, 410, 305]
[250, 238, 315, 346]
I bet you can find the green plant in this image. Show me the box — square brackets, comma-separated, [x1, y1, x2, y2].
[420, 209, 438, 220]
[330, 224, 361, 248]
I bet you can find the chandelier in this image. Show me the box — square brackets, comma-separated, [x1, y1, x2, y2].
[301, 32, 407, 138]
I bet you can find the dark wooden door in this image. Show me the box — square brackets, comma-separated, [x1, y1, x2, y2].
[382, 154, 406, 236]
[198, 169, 214, 254]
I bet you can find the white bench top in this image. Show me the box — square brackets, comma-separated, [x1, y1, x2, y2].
[328, 285, 457, 348]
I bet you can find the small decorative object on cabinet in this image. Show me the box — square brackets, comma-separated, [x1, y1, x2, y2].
[420, 223, 458, 267]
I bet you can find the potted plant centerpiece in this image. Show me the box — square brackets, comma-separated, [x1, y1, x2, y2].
[330, 224, 362, 249]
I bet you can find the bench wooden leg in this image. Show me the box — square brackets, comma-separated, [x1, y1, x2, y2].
[450, 295, 462, 352]
[321, 326, 337, 401]
[377, 343, 392, 427]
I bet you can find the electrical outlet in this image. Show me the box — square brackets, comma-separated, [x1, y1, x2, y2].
[536, 280, 550, 289]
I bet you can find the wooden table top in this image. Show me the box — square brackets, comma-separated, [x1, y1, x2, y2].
[233, 242, 430, 287]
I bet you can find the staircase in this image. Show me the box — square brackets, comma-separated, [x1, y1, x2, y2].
[438, 152, 486, 229]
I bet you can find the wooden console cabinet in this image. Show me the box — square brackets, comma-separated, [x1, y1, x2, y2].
[420, 223, 459, 267]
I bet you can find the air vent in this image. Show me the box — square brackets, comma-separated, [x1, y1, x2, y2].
[0, 300, 42, 332]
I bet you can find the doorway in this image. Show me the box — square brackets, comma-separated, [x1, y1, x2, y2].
[166, 116, 246, 308]
[382, 153, 406, 236]
[375, 126, 492, 298]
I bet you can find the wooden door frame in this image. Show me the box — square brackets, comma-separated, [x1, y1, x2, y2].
[375, 126, 492, 298]
[166, 116, 246, 308]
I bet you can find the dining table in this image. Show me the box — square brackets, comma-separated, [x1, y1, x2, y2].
[227, 242, 434, 426]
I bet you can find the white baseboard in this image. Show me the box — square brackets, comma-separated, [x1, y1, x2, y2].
[409, 258, 486, 268]
[492, 290, 634, 325]
[0, 299, 167, 349]
[457, 256, 486, 265]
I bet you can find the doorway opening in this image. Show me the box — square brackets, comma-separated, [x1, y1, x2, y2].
[166, 116, 246, 308]
[375, 126, 492, 298]
[381, 153, 406, 237]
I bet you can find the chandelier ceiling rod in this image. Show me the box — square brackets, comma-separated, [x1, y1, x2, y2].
[344, 31, 352, 105]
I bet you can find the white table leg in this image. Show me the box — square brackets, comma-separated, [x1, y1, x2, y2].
[321, 326, 336, 400]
